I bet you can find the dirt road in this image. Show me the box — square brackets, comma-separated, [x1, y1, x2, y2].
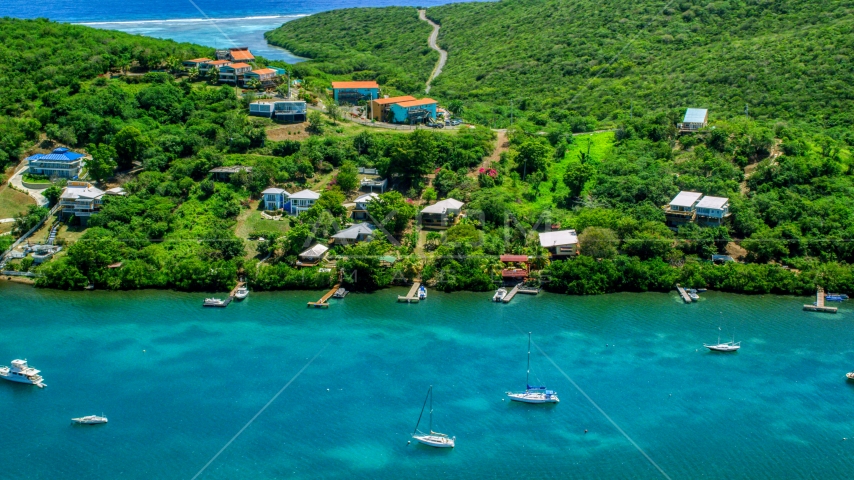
[418, 10, 447, 94]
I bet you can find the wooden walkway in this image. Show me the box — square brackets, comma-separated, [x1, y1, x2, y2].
[398, 282, 421, 303]
[204, 281, 244, 308]
[676, 284, 693, 304]
[502, 285, 539, 304]
[308, 283, 340, 308]
[804, 286, 838, 313]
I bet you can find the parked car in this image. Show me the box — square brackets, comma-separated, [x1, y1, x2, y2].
[450, 119, 462, 126]
[426, 122, 444, 128]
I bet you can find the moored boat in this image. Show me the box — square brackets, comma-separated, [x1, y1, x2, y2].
[234, 286, 249, 300]
[493, 288, 507, 302]
[704, 326, 740, 352]
[418, 285, 427, 300]
[72, 415, 108, 425]
[411, 386, 455, 448]
[846, 371, 854, 381]
[507, 333, 559, 404]
[0, 359, 46, 388]
[203, 298, 226, 307]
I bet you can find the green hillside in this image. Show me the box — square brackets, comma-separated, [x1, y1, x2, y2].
[267, 0, 854, 134]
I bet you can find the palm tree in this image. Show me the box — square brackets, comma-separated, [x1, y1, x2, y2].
[246, 78, 262, 91]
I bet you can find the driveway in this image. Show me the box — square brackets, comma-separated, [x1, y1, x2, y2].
[9, 166, 49, 207]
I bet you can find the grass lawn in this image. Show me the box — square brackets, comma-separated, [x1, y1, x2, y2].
[0, 186, 35, 219]
[57, 225, 87, 245]
[235, 202, 291, 239]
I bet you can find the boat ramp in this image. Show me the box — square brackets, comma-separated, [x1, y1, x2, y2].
[502, 284, 539, 304]
[398, 282, 421, 303]
[804, 287, 838, 313]
[308, 283, 341, 308]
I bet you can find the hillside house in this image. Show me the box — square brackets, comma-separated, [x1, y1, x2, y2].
[226, 47, 255, 63]
[248, 101, 306, 122]
[26, 147, 85, 179]
[538, 230, 579, 258]
[331, 223, 376, 245]
[297, 244, 329, 267]
[678, 108, 708, 132]
[352, 192, 378, 220]
[262, 188, 289, 211]
[210, 166, 252, 181]
[218, 63, 252, 84]
[288, 190, 320, 215]
[695, 196, 730, 226]
[389, 98, 438, 124]
[369, 95, 416, 121]
[183, 58, 212, 69]
[243, 68, 278, 88]
[332, 81, 380, 105]
[420, 198, 464, 229]
[199, 59, 231, 74]
[664, 191, 703, 228]
[59, 182, 106, 225]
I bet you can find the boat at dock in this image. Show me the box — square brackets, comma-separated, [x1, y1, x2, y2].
[332, 287, 348, 298]
[825, 293, 848, 302]
[507, 333, 559, 404]
[687, 289, 700, 301]
[418, 285, 427, 300]
[203, 298, 227, 307]
[0, 359, 46, 388]
[234, 286, 249, 300]
[493, 288, 507, 302]
[411, 386, 455, 448]
[71, 415, 108, 425]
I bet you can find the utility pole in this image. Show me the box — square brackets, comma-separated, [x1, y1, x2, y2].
[745, 103, 749, 120]
[630, 100, 633, 120]
[510, 99, 514, 127]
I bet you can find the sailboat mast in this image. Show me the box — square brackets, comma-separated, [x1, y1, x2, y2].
[526, 332, 531, 387]
[429, 385, 433, 434]
[412, 386, 430, 435]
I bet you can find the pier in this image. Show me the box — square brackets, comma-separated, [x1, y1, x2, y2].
[308, 283, 340, 308]
[398, 282, 421, 303]
[502, 284, 539, 304]
[676, 284, 693, 304]
[204, 281, 244, 307]
[804, 286, 838, 313]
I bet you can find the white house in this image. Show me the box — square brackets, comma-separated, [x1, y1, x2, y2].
[538, 229, 579, 258]
[695, 196, 730, 225]
[262, 188, 289, 211]
[288, 190, 320, 215]
[352, 192, 378, 220]
[26, 147, 86, 179]
[297, 243, 329, 267]
[331, 223, 376, 245]
[420, 198, 464, 229]
[664, 191, 703, 227]
[59, 182, 106, 225]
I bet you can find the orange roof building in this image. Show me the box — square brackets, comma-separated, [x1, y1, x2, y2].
[369, 96, 417, 120]
[228, 48, 255, 62]
[388, 97, 438, 124]
[332, 81, 380, 104]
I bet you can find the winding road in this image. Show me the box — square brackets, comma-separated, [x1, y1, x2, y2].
[418, 10, 447, 94]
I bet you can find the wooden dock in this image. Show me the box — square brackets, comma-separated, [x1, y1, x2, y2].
[308, 283, 340, 308]
[804, 286, 838, 313]
[203, 281, 244, 308]
[502, 284, 538, 304]
[398, 282, 421, 303]
[676, 284, 693, 304]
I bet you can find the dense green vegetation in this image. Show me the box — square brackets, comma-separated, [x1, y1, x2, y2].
[268, 0, 854, 137]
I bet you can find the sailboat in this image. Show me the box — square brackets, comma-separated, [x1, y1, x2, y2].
[704, 326, 740, 352]
[411, 386, 455, 448]
[506, 333, 559, 403]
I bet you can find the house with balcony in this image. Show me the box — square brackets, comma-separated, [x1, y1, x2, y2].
[538, 230, 579, 258]
[695, 196, 730, 226]
[331, 222, 376, 245]
[369, 95, 416, 121]
[226, 47, 255, 63]
[331, 81, 380, 105]
[677, 108, 708, 132]
[288, 190, 320, 215]
[218, 63, 252, 84]
[262, 188, 290, 211]
[26, 147, 86, 179]
[389, 98, 438, 124]
[58, 182, 106, 225]
[420, 198, 464, 229]
[210, 166, 252, 181]
[663, 191, 703, 228]
[271, 101, 306, 123]
[351, 192, 378, 221]
[242, 68, 278, 88]
[297, 244, 329, 267]
[199, 59, 231, 75]
[183, 58, 212, 69]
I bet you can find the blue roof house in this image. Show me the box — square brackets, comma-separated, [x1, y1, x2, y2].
[389, 98, 438, 124]
[331, 81, 380, 105]
[26, 147, 86, 179]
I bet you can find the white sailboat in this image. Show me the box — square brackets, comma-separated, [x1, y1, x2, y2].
[704, 326, 740, 352]
[411, 386, 455, 448]
[72, 414, 108, 425]
[507, 333, 559, 404]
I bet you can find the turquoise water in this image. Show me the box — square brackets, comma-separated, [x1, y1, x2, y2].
[2, 282, 854, 479]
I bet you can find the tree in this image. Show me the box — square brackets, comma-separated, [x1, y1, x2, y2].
[447, 99, 464, 117]
[112, 126, 150, 170]
[422, 187, 437, 203]
[388, 129, 438, 182]
[86, 143, 118, 183]
[336, 161, 359, 192]
[208, 67, 220, 85]
[563, 161, 596, 197]
[325, 102, 342, 123]
[43, 185, 63, 207]
[13, 205, 48, 235]
[246, 78, 262, 91]
[578, 227, 618, 259]
[315, 188, 347, 218]
[307, 111, 325, 135]
[514, 137, 553, 178]
[366, 191, 416, 234]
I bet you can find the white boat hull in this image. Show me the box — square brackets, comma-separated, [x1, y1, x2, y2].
[704, 344, 740, 352]
[507, 392, 560, 404]
[235, 293, 248, 300]
[72, 416, 108, 425]
[413, 434, 455, 448]
[846, 372, 854, 381]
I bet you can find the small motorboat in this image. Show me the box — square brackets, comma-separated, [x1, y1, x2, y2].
[696, 288, 708, 293]
[203, 298, 226, 307]
[688, 291, 700, 301]
[826, 294, 848, 302]
[72, 415, 108, 425]
[332, 287, 348, 298]
[234, 286, 249, 300]
[493, 288, 508, 302]
[418, 285, 427, 300]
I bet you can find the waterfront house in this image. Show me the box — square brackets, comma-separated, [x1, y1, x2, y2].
[262, 188, 289, 211]
[210, 166, 252, 181]
[218, 63, 252, 84]
[243, 68, 278, 88]
[538, 229, 579, 258]
[389, 98, 438, 124]
[297, 244, 329, 267]
[369, 95, 416, 121]
[58, 182, 106, 225]
[352, 192, 378, 221]
[500, 254, 529, 283]
[420, 198, 464, 229]
[183, 58, 212, 69]
[288, 189, 320, 215]
[199, 59, 231, 74]
[678, 108, 708, 132]
[226, 47, 255, 63]
[331, 222, 376, 245]
[331, 81, 380, 105]
[26, 147, 86, 179]
[663, 191, 703, 228]
[695, 196, 730, 226]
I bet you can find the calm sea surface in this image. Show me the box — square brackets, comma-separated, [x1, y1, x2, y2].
[1, 282, 854, 479]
